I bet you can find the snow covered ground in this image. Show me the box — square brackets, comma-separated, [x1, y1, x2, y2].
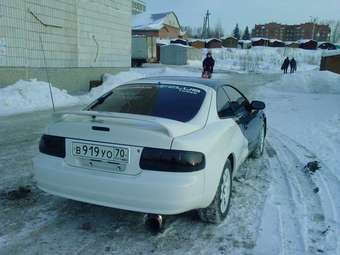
[254, 71, 340, 254]
[189, 47, 323, 73]
[1, 63, 340, 254]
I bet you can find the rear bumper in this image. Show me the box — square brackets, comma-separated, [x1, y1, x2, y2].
[32, 153, 205, 215]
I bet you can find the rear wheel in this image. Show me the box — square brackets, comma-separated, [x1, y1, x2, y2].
[198, 160, 232, 224]
[251, 124, 265, 159]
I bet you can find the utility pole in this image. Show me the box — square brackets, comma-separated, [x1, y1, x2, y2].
[310, 16, 318, 40]
[201, 10, 211, 39]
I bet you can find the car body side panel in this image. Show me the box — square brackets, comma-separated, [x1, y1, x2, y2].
[235, 110, 265, 153]
[171, 119, 248, 208]
[171, 92, 249, 208]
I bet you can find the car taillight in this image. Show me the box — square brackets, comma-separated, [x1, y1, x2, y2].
[39, 135, 65, 158]
[140, 148, 205, 172]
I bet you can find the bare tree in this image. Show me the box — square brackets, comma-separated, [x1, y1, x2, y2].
[213, 20, 224, 39]
[320, 19, 340, 43]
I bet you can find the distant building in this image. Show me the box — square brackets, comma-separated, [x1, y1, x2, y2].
[132, 12, 182, 39]
[269, 39, 285, 47]
[132, 0, 146, 15]
[206, 39, 222, 49]
[191, 40, 206, 49]
[320, 50, 340, 74]
[251, 38, 270, 47]
[222, 37, 238, 48]
[252, 22, 331, 42]
[298, 39, 318, 50]
[318, 42, 336, 50]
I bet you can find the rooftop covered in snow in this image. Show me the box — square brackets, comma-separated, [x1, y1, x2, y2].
[321, 49, 340, 57]
[132, 11, 181, 31]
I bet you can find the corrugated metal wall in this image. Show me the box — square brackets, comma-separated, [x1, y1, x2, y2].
[160, 45, 201, 65]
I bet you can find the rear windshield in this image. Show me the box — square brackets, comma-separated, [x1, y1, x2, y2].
[88, 84, 206, 122]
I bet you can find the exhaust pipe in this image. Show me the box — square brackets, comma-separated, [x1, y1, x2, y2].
[144, 214, 164, 234]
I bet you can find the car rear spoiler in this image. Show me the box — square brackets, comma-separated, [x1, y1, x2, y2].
[52, 111, 178, 137]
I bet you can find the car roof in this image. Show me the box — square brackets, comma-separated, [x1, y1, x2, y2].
[133, 76, 229, 91]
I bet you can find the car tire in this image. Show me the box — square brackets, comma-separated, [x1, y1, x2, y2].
[198, 160, 232, 224]
[251, 123, 266, 159]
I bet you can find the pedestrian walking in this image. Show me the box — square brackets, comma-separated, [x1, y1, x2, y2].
[290, 58, 297, 73]
[281, 57, 290, 74]
[202, 52, 215, 79]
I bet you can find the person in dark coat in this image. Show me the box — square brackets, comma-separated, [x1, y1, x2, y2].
[202, 52, 215, 78]
[281, 57, 290, 74]
[290, 58, 297, 73]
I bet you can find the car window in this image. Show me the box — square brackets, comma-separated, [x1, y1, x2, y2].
[216, 87, 233, 118]
[88, 84, 206, 122]
[223, 86, 249, 115]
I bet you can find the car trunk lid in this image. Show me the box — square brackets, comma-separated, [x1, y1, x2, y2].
[47, 111, 204, 175]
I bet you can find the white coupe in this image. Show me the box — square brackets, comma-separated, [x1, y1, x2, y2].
[33, 77, 266, 223]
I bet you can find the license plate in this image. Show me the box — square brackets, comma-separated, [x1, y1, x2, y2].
[72, 142, 129, 163]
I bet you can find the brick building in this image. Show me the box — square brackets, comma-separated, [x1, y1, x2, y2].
[132, 12, 182, 39]
[0, 0, 132, 92]
[252, 22, 331, 42]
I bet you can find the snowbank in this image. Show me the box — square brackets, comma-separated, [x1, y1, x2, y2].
[0, 67, 199, 117]
[262, 70, 340, 94]
[0, 80, 80, 116]
[83, 67, 199, 102]
[189, 47, 323, 73]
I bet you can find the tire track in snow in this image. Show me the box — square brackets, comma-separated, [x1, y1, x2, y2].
[263, 136, 307, 254]
[271, 128, 340, 255]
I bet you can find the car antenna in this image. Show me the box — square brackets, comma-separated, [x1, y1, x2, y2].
[38, 33, 55, 112]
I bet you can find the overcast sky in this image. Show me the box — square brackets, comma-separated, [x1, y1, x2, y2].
[145, 0, 340, 34]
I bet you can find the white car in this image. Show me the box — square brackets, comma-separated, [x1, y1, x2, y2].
[33, 77, 266, 223]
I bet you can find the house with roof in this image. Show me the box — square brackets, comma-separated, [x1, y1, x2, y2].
[251, 37, 270, 47]
[132, 12, 183, 39]
[298, 39, 318, 50]
[320, 50, 340, 74]
[318, 42, 336, 50]
[222, 36, 238, 48]
[269, 39, 285, 47]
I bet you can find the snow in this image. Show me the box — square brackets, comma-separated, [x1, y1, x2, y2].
[298, 39, 316, 43]
[188, 47, 322, 73]
[251, 37, 269, 42]
[0, 67, 199, 117]
[133, 12, 170, 30]
[0, 79, 80, 116]
[221, 36, 237, 40]
[322, 49, 340, 57]
[269, 39, 283, 43]
[254, 70, 340, 254]
[156, 38, 170, 45]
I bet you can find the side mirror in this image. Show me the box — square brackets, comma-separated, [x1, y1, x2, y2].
[250, 100, 265, 110]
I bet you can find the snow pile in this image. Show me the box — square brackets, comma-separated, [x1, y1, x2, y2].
[0, 67, 200, 116]
[133, 12, 170, 30]
[263, 70, 340, 94]
[189, 47, 322, 73]
[0, 79, 80, 116]
[83, 67, 199, 102]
